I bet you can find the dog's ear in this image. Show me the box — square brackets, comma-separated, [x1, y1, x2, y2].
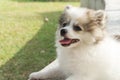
[86, 10, 106, 43]
[59, 5, 72, 26]
[87, 10, 106, 29]
[95, 10, 106, 25]
[95, 10, 106, 30]
[87, 10, 106, 22]
[95, 10, 104, 20]
[65, 5, 72, 10]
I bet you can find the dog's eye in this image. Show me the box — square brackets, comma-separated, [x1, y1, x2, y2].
[62, 23, 67, 27]
[73, 25, 82, 31]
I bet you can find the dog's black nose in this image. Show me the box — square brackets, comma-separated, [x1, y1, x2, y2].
[60, 29, 67, 36]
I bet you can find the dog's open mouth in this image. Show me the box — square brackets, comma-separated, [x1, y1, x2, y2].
[59, 38, 80, 47]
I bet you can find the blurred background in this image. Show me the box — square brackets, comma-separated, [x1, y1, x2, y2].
[12, 0, 79, 1]
[0, 0, 79, 80]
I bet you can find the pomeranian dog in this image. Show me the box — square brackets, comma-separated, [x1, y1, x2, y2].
[28, 5, 120, 80]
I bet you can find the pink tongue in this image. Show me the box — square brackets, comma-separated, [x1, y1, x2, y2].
[59, 39, 72, 45]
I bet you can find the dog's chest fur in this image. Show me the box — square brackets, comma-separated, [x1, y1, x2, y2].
[58, 47, 106, 75]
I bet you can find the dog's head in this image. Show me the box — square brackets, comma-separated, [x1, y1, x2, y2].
[56, 5, 106, 48]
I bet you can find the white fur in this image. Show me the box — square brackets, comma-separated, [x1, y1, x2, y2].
[57, 36, 120, 80]
[28, 6, 120, 80]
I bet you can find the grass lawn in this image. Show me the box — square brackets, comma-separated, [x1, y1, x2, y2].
[0, 0, 79, 80]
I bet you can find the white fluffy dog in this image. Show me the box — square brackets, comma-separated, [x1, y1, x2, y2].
[28, 5, 120, 80]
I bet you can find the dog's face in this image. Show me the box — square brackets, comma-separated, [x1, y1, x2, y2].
[56, 5, 106, 48]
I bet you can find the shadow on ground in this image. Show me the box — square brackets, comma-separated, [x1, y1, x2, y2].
[0, 11, 62, 80]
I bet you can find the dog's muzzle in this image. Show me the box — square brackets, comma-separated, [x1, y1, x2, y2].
[59, 38, 80, 47]
[59, 29, 80, 47]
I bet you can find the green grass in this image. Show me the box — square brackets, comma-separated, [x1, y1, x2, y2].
[0, 0, 79, 80]
[12, 0, 80, 2]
